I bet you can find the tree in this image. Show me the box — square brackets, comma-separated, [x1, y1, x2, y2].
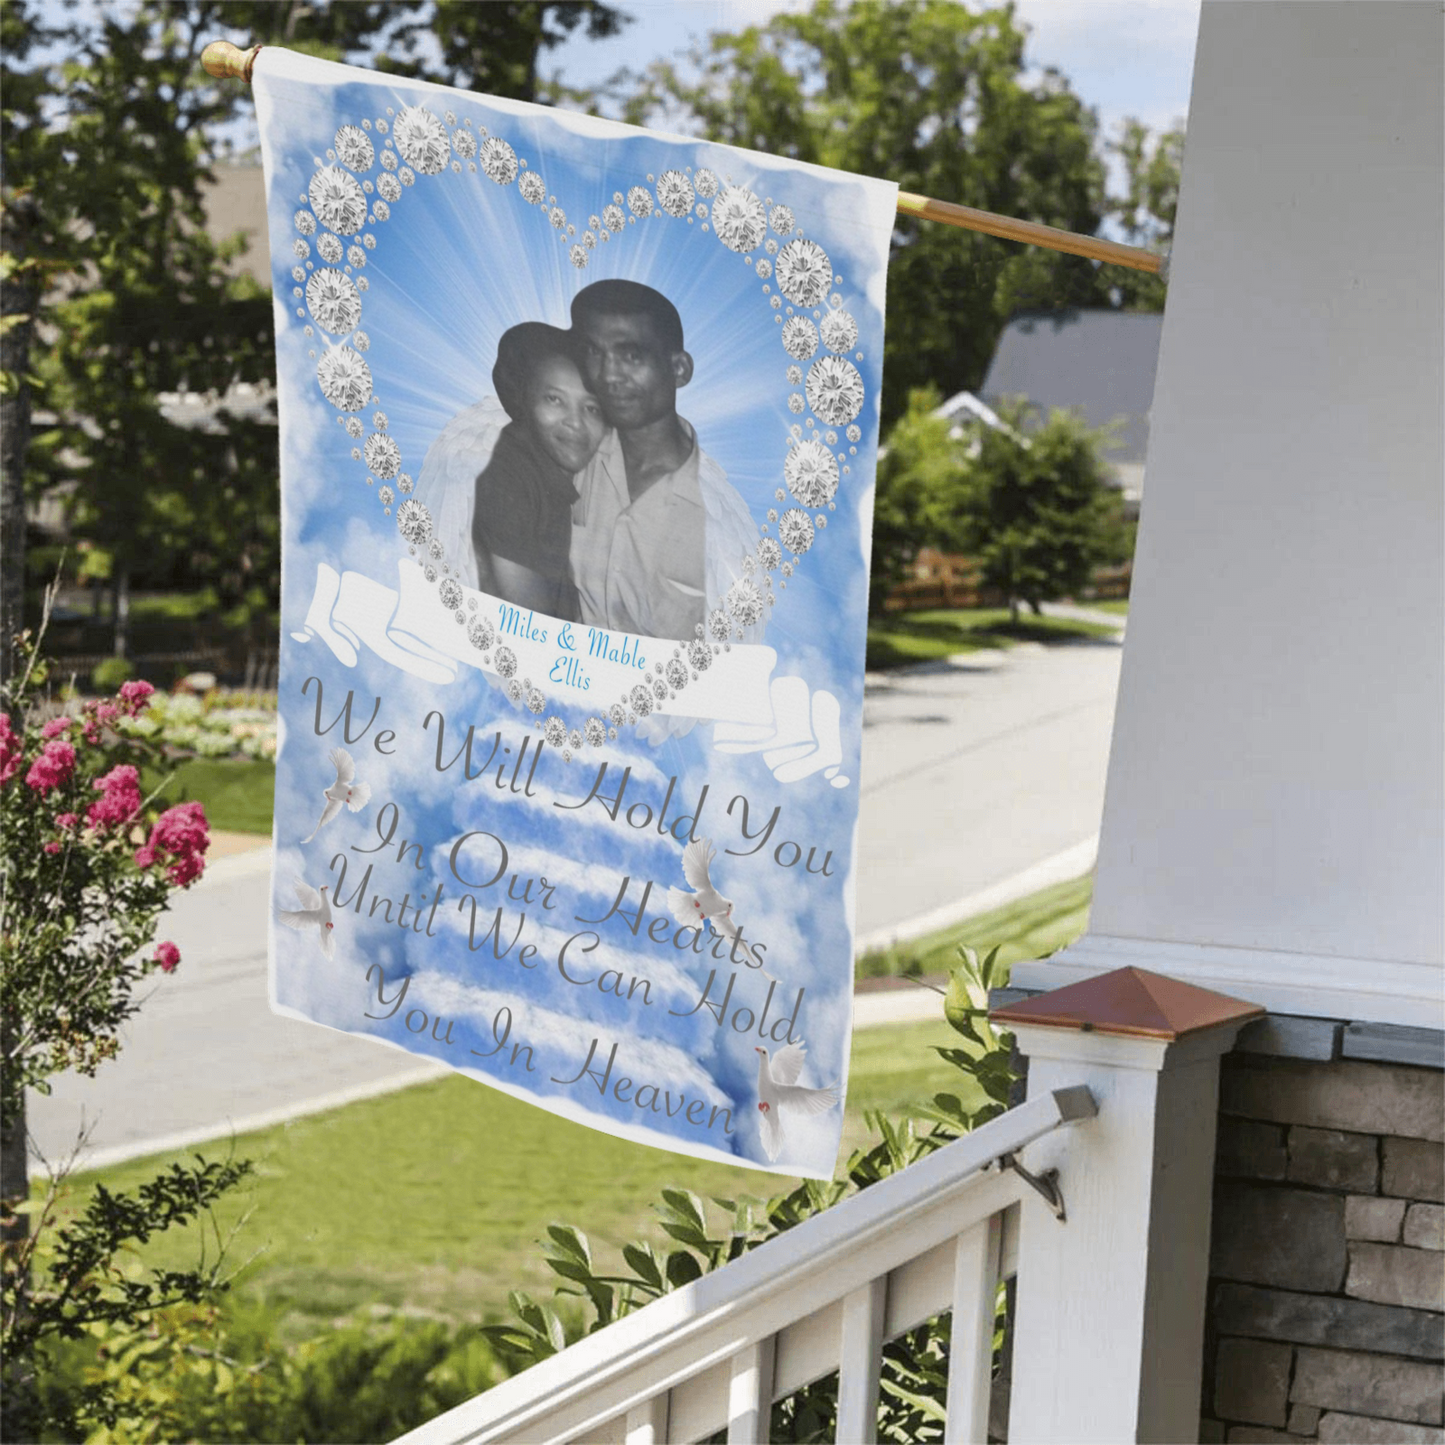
[869, 393, 1127, 620]
[868, 386, 965, 615]
[620, 0, 1114, 424]
[7, 2, 278, 658]
[950, 401, 1129, 623]
[2, 0, 73, 689]
[1106, 115, 1184, 311]
[213, 2, 627, 104]
[8, 2, 630, 660]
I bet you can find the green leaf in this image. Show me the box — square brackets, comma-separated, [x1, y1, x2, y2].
[542, 1304, 567, 1355]
[544, 1223, 592, 1271]
[622, 1242, 664, 1291]
[665, 1250, 703, 1289]
[943, 967, 985, 1036]
[659, 1220, 711, 1251]
[659, 1187, 707, 1235]
[544, 1258, 595, 1287]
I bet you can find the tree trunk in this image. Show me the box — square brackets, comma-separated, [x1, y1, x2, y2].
[0, 194, 37, 692]
[0, 1022, 26, 1246]
[112, 568, 130, 659]
[1, 192, 37, 1251]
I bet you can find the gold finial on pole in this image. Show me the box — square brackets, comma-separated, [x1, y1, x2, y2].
[201, 40, 262, 83]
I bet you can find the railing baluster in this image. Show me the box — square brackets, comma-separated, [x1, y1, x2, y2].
[836, 1276, 887, 1441]
[726, 1336, 776, 1444]
[623, 1394, 669, 1445]
[943, 1214, 1002, 1444]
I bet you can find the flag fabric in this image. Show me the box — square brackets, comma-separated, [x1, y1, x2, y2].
[254, 48, 896, 1177]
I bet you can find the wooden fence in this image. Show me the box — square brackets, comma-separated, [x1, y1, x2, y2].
[882, 554, 1131, 612]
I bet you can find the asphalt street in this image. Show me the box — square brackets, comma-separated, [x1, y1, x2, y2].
[27, 629, 1123, 1171]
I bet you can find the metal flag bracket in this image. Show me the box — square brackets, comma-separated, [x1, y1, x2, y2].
[995, 1150, 1067, 1223]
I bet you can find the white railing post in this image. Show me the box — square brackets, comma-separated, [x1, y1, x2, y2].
[943, 1213, 1002, 1444]
[836, 1277, 886, 1441]
[726, 1337, 775, 1444]
[995, 967, 1261, 1444]
[623, 1397, 668, 1445]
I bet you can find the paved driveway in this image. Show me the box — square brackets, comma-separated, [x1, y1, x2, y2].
[855, 637, 1121, 942]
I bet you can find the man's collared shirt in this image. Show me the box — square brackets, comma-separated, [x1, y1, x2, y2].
[571, 419, 724, 641]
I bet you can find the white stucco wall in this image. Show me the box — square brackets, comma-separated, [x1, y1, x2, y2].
[1017, 1, 1444, 1025]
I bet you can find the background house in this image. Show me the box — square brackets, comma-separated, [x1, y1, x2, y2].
[979, 308, 1162, 518]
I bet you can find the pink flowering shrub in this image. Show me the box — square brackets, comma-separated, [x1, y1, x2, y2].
[86, 763, 143, 830]
[24, 739, 76, 797]
[1, 636, 210, 1128]
[0, 713, 20, 784]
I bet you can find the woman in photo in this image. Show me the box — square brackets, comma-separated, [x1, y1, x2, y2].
[422, 322, 606, 614]
[472, 322, 606, 617]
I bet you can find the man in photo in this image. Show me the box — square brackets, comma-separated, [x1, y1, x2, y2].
[568, 280, 755, 642]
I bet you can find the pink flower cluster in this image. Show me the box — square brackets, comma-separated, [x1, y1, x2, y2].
[153, 940, 181, 973]
[2, 683, 155, 789]
[135, 801, 209, 888]
[81, 699, 120, 744]
[118, 680, 155, 717]
[87, 764, 142, 830]
[1, 714, 23, 785]
[26, 739, 77, 797]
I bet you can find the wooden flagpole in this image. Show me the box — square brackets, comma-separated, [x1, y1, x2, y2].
[201, 40, 1166, 278]
[895, 192, 1164, 275]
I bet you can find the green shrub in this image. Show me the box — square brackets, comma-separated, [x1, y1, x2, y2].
[40, 1304, 506, 1444]
[89, 655, 134, 691]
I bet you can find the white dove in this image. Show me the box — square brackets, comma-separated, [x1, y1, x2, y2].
[754, 1042, 840, 1162]
[277, 878, 335, 959]
[666, 839, 740, 938]
[302, 747, 372, 843]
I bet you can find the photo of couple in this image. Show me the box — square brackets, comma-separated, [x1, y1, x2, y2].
[424, 279, 757, 644]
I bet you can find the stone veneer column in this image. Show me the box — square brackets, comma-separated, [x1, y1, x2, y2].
[994, 967, 1262, 1444]
[1201, 1042, 1444, 1442]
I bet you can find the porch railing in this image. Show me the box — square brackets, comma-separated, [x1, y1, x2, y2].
[394, 1085, 1096, 1445]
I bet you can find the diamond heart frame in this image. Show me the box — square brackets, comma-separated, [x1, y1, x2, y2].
[288, 100, 870, 758]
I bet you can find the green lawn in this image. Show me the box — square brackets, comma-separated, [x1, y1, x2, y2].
[146, 758, 276, 835]
[54, 1015, 979, 1341]
[1088, 598, 1130, 615]
[858, 872, 1094, 979]
[866, 606, 1120, 670]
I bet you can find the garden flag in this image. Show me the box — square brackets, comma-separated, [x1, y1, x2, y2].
[254, 49, 895, 1177]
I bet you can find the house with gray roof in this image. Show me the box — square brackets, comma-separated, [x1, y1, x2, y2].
[978, 308, 1164, 516]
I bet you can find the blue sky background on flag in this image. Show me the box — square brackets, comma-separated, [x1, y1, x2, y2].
[257, 51, 897, 1177]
